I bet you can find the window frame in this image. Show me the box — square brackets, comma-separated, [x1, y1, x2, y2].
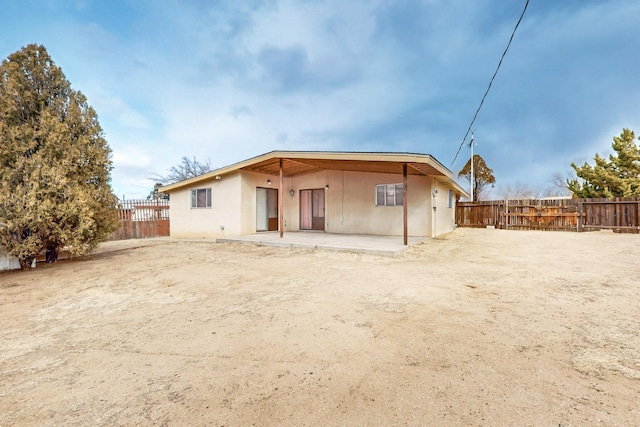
[190, 188, 212, 208]
[375, 183, 404, 207]
[448, 189, 454, 208]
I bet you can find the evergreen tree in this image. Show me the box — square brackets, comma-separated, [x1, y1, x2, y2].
[568, 128, 640, 198]
[458, 154, 496, 201]
[0, 44, 119, 270]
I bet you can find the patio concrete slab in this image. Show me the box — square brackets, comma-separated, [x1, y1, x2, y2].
[216, 232, 425, 257]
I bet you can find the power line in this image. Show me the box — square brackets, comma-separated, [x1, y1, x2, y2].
[451, 0, 530, 167]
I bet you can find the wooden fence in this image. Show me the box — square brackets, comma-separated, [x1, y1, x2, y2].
[456, 197, 640, 233]
[108, 199, 170, 240]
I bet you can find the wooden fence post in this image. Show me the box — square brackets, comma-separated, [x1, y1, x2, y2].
[577, 200, 583, 232]
[504, 199, 508, 230]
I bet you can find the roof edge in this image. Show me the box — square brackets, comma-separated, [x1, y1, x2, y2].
[159, 150, 455, 193]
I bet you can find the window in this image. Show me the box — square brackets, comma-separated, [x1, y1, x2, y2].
[376, 184, 404, 206]
[448, 190, 454, 208]
[191, 188, 211, 208]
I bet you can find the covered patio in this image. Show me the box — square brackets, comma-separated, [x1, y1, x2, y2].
[217, 232, 426, 257]
[160, 151, 468, 242]
[233, 152, 451, 245]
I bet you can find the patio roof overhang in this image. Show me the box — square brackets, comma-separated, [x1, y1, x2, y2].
[238, 153, 448, 178]
[160, 151, 466, 196]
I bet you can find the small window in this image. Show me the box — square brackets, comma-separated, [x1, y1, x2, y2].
[376, 183, 404, 206]
[448, 190, 454, 208]
[191, 188, 211, 208]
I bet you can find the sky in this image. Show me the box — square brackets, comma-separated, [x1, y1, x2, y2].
[1, 0, 639, 199]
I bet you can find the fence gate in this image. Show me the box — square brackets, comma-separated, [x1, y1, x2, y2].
[109, 199, 170, 240]
[503, 199, 579, 231]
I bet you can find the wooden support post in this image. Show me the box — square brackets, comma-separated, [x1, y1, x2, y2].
[403, 163, 408, 246]
[279, 158, 284, 238]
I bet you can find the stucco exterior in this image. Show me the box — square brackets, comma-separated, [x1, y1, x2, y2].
[164, 152, 468, 240]
[168, 171, 240, 238]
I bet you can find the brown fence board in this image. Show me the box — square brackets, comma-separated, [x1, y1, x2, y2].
[579, 197, 639, 233]
[455, 200, 503, 228]
[109, 199, 170, 240]
[504, 199, 580, 231]
[457, 197, 639, 233]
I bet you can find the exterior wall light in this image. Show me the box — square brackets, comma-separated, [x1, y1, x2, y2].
[290, 189, 295, 197]
[267, 179, 271, 185]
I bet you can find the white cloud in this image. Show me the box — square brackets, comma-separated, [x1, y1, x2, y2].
[112, 145, 153, 169]
[4, 0, 640, 199]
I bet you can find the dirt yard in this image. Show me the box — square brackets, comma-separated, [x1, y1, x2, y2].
[0, 228, 638, 426]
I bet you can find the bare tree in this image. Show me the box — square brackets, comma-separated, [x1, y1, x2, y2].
[548, 171, 573, 197]
[496, 181, 543, 199]
[151, 156, 213, 185]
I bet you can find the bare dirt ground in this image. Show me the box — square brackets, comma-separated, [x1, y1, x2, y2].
[0, 228, 639, 426]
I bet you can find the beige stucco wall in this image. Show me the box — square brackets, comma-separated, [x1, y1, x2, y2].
[431, 178, 458, 237]
[169, 172, 243, 238]
[238, 170, 288, 234]
[170, 169, 288, 238]
[169, 168, 459, 239]
[288, 170, 432, 237]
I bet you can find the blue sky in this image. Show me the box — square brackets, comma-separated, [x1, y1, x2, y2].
[1, 0, 639, 199]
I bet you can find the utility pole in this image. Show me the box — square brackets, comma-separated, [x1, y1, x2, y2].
[469, 131, 475, 202]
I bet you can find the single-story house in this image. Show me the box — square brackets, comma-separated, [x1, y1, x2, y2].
[159, 151, 469, 244]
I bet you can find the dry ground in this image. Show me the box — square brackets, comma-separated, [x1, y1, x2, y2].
[0, 228, 639, 426]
